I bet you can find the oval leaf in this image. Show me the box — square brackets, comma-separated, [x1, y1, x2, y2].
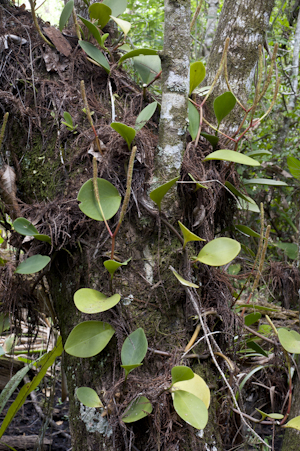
[74, 288, 120, 313]
[278, 328, 300, 354]
[149, 177, 179, 211]
[283, 415, 300, 430]
[104, 258, 131, 279]
[110, 16, 131, 38]
[172, 373, 210, 409]
[64, 321, 115, 358]
[196, 237, 241, 267]
[170, 266, 199, 288]
[78, 16, 102, 46]
[135, 102, 157, 132]
[171, 366, 194, 384]
[79, 41, 110, 73]
[88, 3, 112, 28]
[190, 61, 206, 95]
[203, 150, 260, 166]
[122, 396, 152, 423]
[287, 156, 300, 180]
[103, 0, 127, 17]
[121, 328, 148, 366]
[244, 312, 261, 327]
[111, 122, 136, 149]
[15, 255, 50, 274]
[59, 0, 74, 32]
[77, 178, 121, 221]
[213, 92, 236, 125]
[188, 101, 199, 141]
[118, 49, 158, 65]
[243, 178, 287, 186]
[13, 218, 38, 236]
[134, 54, 161, 84]
[178, 221, 205, 249]
[172, 390, 208, 429]
[77, 387, 103, 408]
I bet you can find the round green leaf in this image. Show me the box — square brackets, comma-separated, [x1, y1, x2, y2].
[283, 415, 300, 430]
[244, 312, 261, 327]
[189, 61, 206, 95]
[111, 122, 136, 149]
[122, 396, 152, 423]
[59, 0, 74, 31]
[172, 390, 208, 429]
[74, 288, 121, 313]
[196, 237, 241, 267]
[121, 328, 148, 366]
[171, 366, 194, 384]
[133, 54, 161, 84]
[13, 218, 38, 236]
[243, 178, 287, 186]
[178, 221, 205, 249]
[76, 387, 103, 408]
[77, 178, 121, 221]
[172, 373, 210, 409]
[79, 41, 110, 73]
[278, 328, 300, 354]
[170, 266, 199, 288]
[213, 92, 236, 125]
[135, 102, 158, 132]
[88, 3, 112, 28]
[64, 321, 115, 357]
[15, 255, 51, 274]
[203, 149, 260, 166]
[149, 177, 179, 211]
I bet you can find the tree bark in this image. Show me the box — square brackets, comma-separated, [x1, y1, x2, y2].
[204, 0, 219, 56]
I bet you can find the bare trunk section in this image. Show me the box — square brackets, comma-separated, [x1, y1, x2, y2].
[288, 4, 300, 110]
[156, 0, 191, 184]
[206, 0, 274, 131]
[204, 0, 219, 56]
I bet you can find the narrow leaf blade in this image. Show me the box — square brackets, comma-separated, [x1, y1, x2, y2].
[203, 150, 260, 166]
[149, 177, 179, 211]
[59, 0, 74, 32]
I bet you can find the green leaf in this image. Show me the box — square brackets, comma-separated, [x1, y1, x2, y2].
[178, 221, 205, 249]
[78, 16, 102, 46]
[79, 41, 110, 73]
[172, 390, 208, 429]
[103, 258, 131, 280]
[149, 177, 179, 211]
[120, 363, 143, 378]
[189, 61, 206, 95]
[76, 387, 103, 408]
[237, 199, 260, 213]
[88, 2, 112, 28]
[121, 328, 148, 366]
[63, 111, 73, 127]
[172, 373, 210, 408]
[170, 266, 199, 288]
[244, 312, 261, 327]
[77, 178, 121, 221]
[287, 156, 300, 180]
[13, 217, 38, 235]
[200, 132, 219, 148]
[283, 415, 300, 430]
[64, 321, 115, 358]
[267, 413, 284, 420]
[275, 241, 298, 260]
[234, 225, 260, 238]
[171, 366, 194, 384]
[133, 54, 161, 84]
[247, 341, 268, 358]
[188, 173, 208, 190]
[111, 122, 136, 149]
[122, 396, 152, 423]
[74, 288, 121, 313]
[110, 16, 131, 38]
[0, 338, 63, 439]
[188, 101, 199, 141]
[59, 0, 74, 32]
[243, 178, 287, 186]
[15, 255, 50, 274]
[195, 238, 241, 267]
[213, 92, 236, 126]
[135, 102, 157, 132]
[237, 365, 264, 399]
[246, 149, 272, 158]
[278, 328, 300, 354]
[203, 150, 260, 166]
[103, 0, 127, 16]
[225, 181, 255, 205]
[118, 49, 158, 65]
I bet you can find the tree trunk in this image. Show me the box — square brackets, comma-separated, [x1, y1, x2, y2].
[204, 0, 219, 56]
